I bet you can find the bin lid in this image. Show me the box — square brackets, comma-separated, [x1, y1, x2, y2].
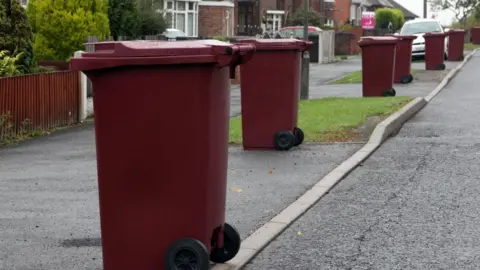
[386, 34, 417, 40]
[447, 29, 466, 33]
[80, 40, 233, 58]
[358, 36, 397, 46]
[238, 39, 310, 51]
[70, 40, 255, 71]
[423, 32, 447, 38]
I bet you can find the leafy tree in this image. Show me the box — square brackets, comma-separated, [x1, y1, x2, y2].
[27, 0, 110, 61]
[429, 0, 480, 28]
[0, 0, 35, 74]
[288, 9, 323, 27]
[0, 50, 23, 77]
[139, 8, 167, 36]
[108, 0, 141, 40]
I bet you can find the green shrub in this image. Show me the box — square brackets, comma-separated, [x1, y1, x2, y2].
[139, 9, 167, 36]
[27, 0, 110, 61]
[0, 0, 35, 74]
[212, 36, 229, 42]
[108, 0, 141, 40]
[375, 8, 405, 31]
[0, 50, 23, 77]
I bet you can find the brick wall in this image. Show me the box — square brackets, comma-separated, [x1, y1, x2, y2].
[335, 31, 356, 55]
[198, 1, 235, 37]
[334, 0, 351, 26]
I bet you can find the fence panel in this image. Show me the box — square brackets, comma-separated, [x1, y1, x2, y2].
[0, 71, 80, 141]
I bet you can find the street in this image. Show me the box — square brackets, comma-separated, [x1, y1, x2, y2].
[246, 53, 480, 269]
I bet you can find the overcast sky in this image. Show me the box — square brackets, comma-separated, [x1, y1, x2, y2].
[393, 0, 456, 25]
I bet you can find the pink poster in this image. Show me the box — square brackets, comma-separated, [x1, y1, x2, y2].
[361, 12, 375, 30]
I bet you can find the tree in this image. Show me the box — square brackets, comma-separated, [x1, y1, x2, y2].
[139, 9, 166, 36]
[288, 9, 323, 27]
[429, 0, 480, 28]
[108, 0, 141, 40]
[27, 0, 110, 61]
[0, 0, 35, 74]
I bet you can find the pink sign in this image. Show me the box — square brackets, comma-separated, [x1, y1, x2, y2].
[361, 12, 375, 30]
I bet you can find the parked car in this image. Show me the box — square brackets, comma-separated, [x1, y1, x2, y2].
[279, 26, 322, 39]
[163, 28, 187, 40]
[397, 18, 449, 59]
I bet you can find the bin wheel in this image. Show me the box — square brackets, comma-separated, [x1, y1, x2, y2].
[293, 127, 304, 147]
[382, 88, 396, 97]
[400, 74, 413, 84]
[165, 238, 210, 270]
[274, 131, 295, 151]
[435, 63, 446, 70]
[210, 223, 241, 263]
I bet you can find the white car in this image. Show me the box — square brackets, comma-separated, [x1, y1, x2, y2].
[397, 18, 449, 59]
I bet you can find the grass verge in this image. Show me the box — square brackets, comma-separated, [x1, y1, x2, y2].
[229, 96, 413, 144]
[464, 43, 480, 50]
[329, 70, 420, 84]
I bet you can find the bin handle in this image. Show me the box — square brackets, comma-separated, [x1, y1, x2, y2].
[214, 44, 256, 79]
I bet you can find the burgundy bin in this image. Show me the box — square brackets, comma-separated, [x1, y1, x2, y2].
[358, 36, 397, 97]
[447, 29, 466, 61]
[424, 32, 447, 70]
[70, 40, 255, 270]
[387, 34, 417, 84]
[238, 39, 311, 151]
[471, 27, 480, 45]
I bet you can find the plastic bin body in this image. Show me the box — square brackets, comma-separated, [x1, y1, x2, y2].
[388, 34, 416, 83]
[358, 37, 397, 97]
[447, 29, 466, 61]
[238, 39, 311, 150]
[424, 32, 447, 70]
[471, 27, 480, 44]
[69, 40, 254, 270]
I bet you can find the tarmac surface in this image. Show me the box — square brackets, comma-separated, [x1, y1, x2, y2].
[0, 127, 361, 269]
[246, 52, 480, 269]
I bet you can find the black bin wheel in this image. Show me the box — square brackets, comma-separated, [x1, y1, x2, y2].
[400, 74, 413, 84]
[382, 88, 396, 97]
[274, 131, 295, 151]
[210, 223, 241, 263]
[293, 127, 304, 147]
[165, 238, 210, 270]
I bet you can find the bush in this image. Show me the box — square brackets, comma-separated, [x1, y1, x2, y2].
[139, 9, 167, 36]
[375, 8, 405, 31]
[108, 0, 141, 40]
[0, 0, 35, 74]
[288, 9, 323, 27]
[27, 0, 110, 61]
[0, 50, 23, 77]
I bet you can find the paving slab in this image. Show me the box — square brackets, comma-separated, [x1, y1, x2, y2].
[0, 124, 362, 269]
[246, 51, 480, 270]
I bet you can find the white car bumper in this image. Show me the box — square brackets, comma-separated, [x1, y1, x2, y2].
[412, 44, 425, 57]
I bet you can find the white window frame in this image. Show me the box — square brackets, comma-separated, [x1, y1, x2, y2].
[164, 0, 199, 37]
[350, 4, 357, 21]
[266, 10, 285, 33]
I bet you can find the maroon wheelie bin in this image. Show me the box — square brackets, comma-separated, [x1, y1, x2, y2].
[358, 36, 397, 97]
[238, 39, 312, 151]
[447, 29, 466, 61]
[387, 34, 417, 84]
[471, 27, 480, 44]
[424, 32, 447, 70]
[70, 40, 255, 270]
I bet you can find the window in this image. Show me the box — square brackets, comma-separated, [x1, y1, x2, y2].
[349, 5, 357, 20]
[325, 19, 334, 27]
[164, 0, 198, 37]
[266, 10, 285, 33]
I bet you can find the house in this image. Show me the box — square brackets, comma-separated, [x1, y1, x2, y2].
[233, 0, 337, 36]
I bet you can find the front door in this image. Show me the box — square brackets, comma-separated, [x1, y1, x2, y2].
[238, 3, 256, 36]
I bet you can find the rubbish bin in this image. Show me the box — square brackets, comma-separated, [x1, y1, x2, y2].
[447, 29, 466, 61]
[471, 27, 480, 45]
[238, 39, 312, 151]
[358, 36, 397, 97]
[387, 34, 417, 84]
[69, 40, 255, 270]
[424, 32, 447, 70]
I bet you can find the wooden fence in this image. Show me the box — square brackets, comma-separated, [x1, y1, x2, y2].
[0, 71, 80, 141]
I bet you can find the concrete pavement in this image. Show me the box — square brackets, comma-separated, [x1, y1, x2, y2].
[246, 52, 480, 269]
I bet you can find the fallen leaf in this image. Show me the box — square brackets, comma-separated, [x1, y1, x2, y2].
[297, 231, 303, 236]
[231, 188, 243, 193]
[268, 170, 273, 174]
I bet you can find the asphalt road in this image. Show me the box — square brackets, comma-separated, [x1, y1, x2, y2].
[0, 127, 361, 269]
[246, 52, 480, 269]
